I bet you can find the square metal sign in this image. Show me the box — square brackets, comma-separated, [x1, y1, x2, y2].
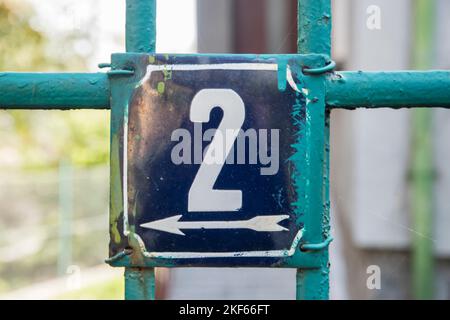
[108, 53, 327, 268]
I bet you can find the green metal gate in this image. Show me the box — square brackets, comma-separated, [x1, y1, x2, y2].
[1, 0, 449, 300]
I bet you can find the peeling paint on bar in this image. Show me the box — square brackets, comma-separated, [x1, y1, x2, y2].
[297, 0, 331, 301]
[0, 73, 110, 109]
[326, 71, 450, 109]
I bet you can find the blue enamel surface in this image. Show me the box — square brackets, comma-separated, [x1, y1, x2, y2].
[127, 55, 304, 266]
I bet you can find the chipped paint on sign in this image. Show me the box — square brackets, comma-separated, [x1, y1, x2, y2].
[108, 53, 328, 268]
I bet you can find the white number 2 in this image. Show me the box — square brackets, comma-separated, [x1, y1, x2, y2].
[188, 89, 245, 212]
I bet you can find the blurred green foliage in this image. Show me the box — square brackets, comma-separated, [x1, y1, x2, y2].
[0, 0, 111, 297]
[0, 0, 109, 169]
[56, 276, 123, 300]
[0, 2, 58, 71]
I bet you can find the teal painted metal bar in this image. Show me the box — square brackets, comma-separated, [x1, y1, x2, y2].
[126, 0, 157, 53]
[303, 60, 336, 75]
[297, 0, 331, 300]
[124, 268, 155, 300]
[3, 69, 449, 111]
[0, 72, 110, 109]
[123, 0, 157, 300]
[326, 71, 450, 109]
[297, 0, 331, 55]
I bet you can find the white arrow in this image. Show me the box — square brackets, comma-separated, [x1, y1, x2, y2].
[140, 215, 289, 236]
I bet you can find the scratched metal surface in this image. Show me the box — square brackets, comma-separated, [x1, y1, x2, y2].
[130, 55, 299, 261]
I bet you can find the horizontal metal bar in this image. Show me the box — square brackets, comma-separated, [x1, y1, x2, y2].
[326, 71, 450, 109]
[126, 0, 156, 53]
[0, 72, 110, 110]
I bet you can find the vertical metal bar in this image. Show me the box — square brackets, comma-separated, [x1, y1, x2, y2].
[296, 0, 331, 300]
[0, 73, 110, 110]
[124, 0, 157, 300]
[125, 268, 156, 300]
[411, 0, 435, 300]
[297, 0, 331, 55]
[126, 0, 157, 53]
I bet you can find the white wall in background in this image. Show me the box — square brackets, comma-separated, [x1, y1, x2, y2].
[157, 0, 197, 53]
[197, 0, 232, 53]
[346, 0, 413, 249]
[433, 0, 450, 257]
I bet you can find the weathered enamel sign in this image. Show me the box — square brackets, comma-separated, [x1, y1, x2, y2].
[108, 54, 327, 268]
